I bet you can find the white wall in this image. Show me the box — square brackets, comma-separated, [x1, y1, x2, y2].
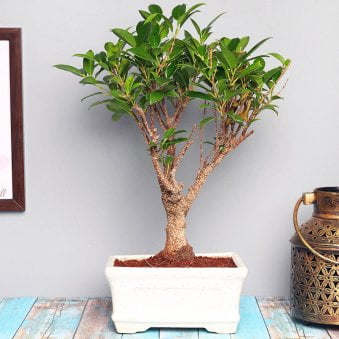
[1, 0, 339, 297]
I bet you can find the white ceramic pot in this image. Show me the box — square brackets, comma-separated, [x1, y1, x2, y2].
[105, 252, 248, 334]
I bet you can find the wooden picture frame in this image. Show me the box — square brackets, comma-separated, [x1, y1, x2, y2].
[0, 28, 25, 211]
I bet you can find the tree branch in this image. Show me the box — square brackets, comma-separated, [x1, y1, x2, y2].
[184, 129, 254, 210]
[171, 125, 198, 175]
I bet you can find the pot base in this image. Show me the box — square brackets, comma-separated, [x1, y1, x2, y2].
[113, 320, 238, 334]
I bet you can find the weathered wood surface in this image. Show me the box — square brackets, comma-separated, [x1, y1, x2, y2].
[198, 296, 270, 339]
[232, 296, 269, 339]
[14, 298, 87, 339]
[125, 329, 160, 339]
[326, 326, 339, 339]
[160, 329, 198, 339]
[74, 298, 121, 339]
[328, 328, 339, 339]
[257, 297, 331, 339]
[0, 297, 36, 338]
[0, 296, 338, 338]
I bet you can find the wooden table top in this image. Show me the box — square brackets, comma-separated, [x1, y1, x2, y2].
[0, 296, 338, 338]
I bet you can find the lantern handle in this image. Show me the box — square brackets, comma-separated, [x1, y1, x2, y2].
[293, 195, 339, 265]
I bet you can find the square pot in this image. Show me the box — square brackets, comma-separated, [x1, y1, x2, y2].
[105, 252, 248, 334]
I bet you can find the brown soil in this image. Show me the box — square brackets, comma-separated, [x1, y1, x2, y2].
[114, 253, 236, 268]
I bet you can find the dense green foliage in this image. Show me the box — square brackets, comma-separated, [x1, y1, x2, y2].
[55, 3, 289, 170]
[56, 3, 289, 120]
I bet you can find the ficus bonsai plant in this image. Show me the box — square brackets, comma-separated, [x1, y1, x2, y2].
[55, 3, 289, 264]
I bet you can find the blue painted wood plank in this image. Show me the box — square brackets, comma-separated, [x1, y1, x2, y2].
[14, 298, 87, 339]
[294, 318, 331, 339]
[199, 329, 230, 339]
[0, 297, 36, 339]
[160, 329, 198, 339]
[257, 297, 330, 339]
[231, 296, 270, 339]
[198, 296, 269, 339]
[286, 298, 330, 339]
[123, 328, 160, 339]
[74, 298, 121, 339]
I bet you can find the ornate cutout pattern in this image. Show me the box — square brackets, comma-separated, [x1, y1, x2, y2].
[291, 246, 339, 323]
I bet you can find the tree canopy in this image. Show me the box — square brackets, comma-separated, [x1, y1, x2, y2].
[55, 3, 289, 195]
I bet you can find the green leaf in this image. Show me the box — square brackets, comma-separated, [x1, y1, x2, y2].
[190, 19, 201, 35]
[172, 4, 186, 20]
[144, 13, 160, 24]
[150, 26, 161, 48]
[199, 116, 214, 129]
[132, 82, 143, 90]
[148, 141, 157, 148]
[164, 128, 175, 139]
[104, 42, 115, 56]
[89, 99, 112, 109]
[284, 59, 291, 66]
[165, 62, 177, 78]
[125, 75, 134, 94]
[139, 10, 150, 19]
[203, 141, 215, 146]
[207, 12, 226, 27]
[269, 52, 285, 64]
[81, 91, 102, 102]
[263, 67, 281, 83]
[262, 103, 279, 115]
[80, 76, 96, 85]
[150, 90, 164, 104]
[223, 90, 244, 102]
[129, 47, 154, 62]
[112, 28, 136, 47]
[227, 110, 244, 123]
[186, 3, 205, 15]
[136, 22, 152, 44]
[200, 103, 211, 109]
[179, 9, 202, 26]
[248, 118, 260, 126]
[216, 79, 227, 93]
[159, 23, 170, 39]
[174, 129, 187, 135]
[238, 61, 262, 78]
[186, 90, 216, 101]
[153, 73, 171, 85]
[164, 156, 173, 166]
[237, 36, 250, 51]
[217, 50, 237, 69]
[228, 38, 240, 51]
[167, 137, 188, 145]
[148, 4, 163, 14]
[83, 50, 95, 76]
[245, 37, 272, 59]
[73, 53, 96, 61]
[110, 89, 125, 100]
[106, 100, 131, 114]
[161, 15, 174, 31]
[54, 64, 84, 77]
[165, 90, 179, 97]
[249, 75, 263, 87]
[112, 112, 125, 121]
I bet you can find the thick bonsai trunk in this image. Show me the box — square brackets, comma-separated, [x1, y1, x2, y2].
[159, 191, 195, 261]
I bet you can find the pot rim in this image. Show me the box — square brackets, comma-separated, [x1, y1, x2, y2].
[315, 186, 339, 194]
[106, 252, 247, 271]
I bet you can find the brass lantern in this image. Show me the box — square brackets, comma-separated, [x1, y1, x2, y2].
[291, 187, 339, 325]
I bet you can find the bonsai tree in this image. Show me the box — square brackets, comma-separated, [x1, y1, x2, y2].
[55, 3, 289, 263]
